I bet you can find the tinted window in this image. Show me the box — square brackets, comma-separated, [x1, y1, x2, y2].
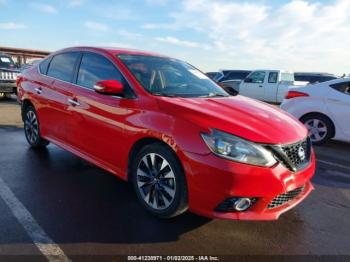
[77, 53, 123, 89]
[294, 75, 307, 82]
[295, 74, 337, 84]
[47, 52, 80, 82]
[268, 72, 278, 83]
[221, 71, 250, 81]
[206, 72, 219, 80]
[248, 71, 266, 83]
[0, 55, 16, 69]
[330, 82, 350, 95]
[39, 57, 52, 75]
[321, 76, 337, 82]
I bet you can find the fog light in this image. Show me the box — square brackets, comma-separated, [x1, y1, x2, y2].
[215, 197, 257, 212]
[233, 198, 252, 211]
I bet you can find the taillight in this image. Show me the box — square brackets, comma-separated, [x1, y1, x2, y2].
[285, 91, 309, 99]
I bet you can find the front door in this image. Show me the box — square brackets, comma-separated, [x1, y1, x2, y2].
[66, 52, 132, 173]
[240, 71, 266, 100]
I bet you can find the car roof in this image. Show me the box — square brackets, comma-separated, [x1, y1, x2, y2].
[253, 69, 292, 73]
[220, 69, 251, 72]
[55, 46, 168, 58]
[295, 72, 336, 76]
[323, 77, 350, 85]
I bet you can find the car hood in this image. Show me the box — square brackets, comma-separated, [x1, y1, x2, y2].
[0, 67, 20, 73]
[157, 95, 308, 145]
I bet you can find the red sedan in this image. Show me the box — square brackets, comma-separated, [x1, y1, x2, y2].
[17, 47, 315, 220]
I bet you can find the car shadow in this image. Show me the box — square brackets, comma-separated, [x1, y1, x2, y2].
[0, 95, 18, 104]
[9, 146, 211, 244]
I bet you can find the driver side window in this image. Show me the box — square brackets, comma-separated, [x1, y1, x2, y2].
[77, 52, 123, 89]
[249, 71, 266, 84]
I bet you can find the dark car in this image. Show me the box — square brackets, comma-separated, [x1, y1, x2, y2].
[217, 70, 252, 82]
[0, 53, 20, 98]
[215, 70, 252, 95]
[206, 71, 221, 80]
[294, 72, 338, 84]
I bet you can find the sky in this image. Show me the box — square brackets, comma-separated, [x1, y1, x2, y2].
[1, 0, 350, 74]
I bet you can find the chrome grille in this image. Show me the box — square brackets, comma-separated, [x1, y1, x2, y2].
[269, 137, 311, 172]
[268, 186, 304, 209]
[0, 71, 17, 80]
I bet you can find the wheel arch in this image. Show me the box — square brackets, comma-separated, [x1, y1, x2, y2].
[127, 137, 184, 182]
[299, 112, 336, 138]
[21, 99, 35, 121]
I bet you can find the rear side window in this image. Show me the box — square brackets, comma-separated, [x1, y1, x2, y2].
[39, 57, 52, 75]
[330, 82, 350, 95]
[77, 52, 123, 89]
[268, 72, 278, 83]
[47, 52, 80, 82]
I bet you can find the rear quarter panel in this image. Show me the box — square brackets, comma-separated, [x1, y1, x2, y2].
[280, 85, 330, 119]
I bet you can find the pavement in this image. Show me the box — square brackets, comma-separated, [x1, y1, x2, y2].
[0, 96, 349, 261]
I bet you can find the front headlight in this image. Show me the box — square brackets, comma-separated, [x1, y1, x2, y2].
[201, 129, 277, 167]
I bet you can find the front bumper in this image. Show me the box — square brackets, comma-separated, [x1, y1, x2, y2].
[181, 149, 316, 220]
[0, 81, 17, 93]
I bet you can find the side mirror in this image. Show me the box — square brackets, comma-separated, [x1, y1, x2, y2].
[244, 78, 252, 83]
[93, 80, 124, 96]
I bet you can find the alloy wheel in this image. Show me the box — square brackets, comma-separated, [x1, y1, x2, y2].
[304, 119, 328, 142]
[25, 110, 39, 144]
[136, 153, 176, 210]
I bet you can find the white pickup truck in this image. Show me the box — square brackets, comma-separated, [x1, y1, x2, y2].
[238, 70, 297, 103]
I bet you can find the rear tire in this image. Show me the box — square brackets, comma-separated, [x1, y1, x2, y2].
[131, 143, 188, 218]
[300, 114, 334, 145]
[23, 105, 50, 148]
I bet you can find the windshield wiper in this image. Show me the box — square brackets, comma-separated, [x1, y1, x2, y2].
[199, 93, 228, 98]
[152, 92, 177, 97]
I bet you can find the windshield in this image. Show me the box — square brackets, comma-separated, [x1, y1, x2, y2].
[118, 55, 229, 98]
[0, 55, 16, 69]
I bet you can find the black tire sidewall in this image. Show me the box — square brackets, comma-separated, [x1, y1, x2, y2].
[24, 106, 48, 147]
[131, 143, 188, 218]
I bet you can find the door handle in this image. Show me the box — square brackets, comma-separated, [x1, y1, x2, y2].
[328, 98, 340, 102]
[34, 87, 42, 94]
[258, 85, 263, 88]
[68, 98, 80, 106]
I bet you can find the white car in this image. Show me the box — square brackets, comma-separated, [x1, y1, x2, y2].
[239, 70, 300, 104]
[280, 78, 350, 145]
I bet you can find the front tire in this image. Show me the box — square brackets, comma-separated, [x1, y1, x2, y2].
[23, 105, 50, 148]
[300, 114, 334, 145]
[131, 143, 188, 218]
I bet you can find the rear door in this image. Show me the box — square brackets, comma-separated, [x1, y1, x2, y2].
[44, 52, 81, 143]
[264, 71, 279, 102]
[240, 71, 266, 100]
[66, 52, 133, 172]
[326, 81, 350, 139]
[26, 57, 54, 137]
